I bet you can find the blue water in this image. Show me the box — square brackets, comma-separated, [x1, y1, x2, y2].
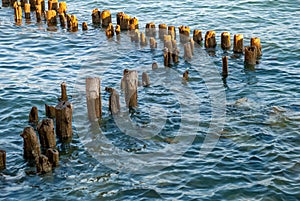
[0, 0, 300, 200]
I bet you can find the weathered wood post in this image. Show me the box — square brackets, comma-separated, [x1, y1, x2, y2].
[20, 126, 41, 164]
[190, 38, 195, 55]
[48, 0, 58, 11]
[45, 104, 56, 118]
[130, 17, 139, 30]
[115, 24, 121, 35]
[13, 1, 22, 23]
[168, 26, 176, 40]
[35, 3, 42, 22]
[117, 12, 131, 30]
[205, 30, 217, 48]
[140, 32, 147, 46]
[58, 2, 67, 15]
[222, 56, 228, 77]
[250, 37, 262, 57]
[29, 106, 38, 124]
[55, 101, 73, 141]
[221, 32, 231, 50]
[92, 8, 101, 25]
[131, 29, 140, 43]
[86, 77, 102, 121]
[172, 47, 180, 64]
[59, 13, 67, 28]
[159, 24, 167, 40]
[146, 22, 156, 37]
[105, 23, 114, 38]
[47, 10, 57, 26]
[193, 29, 202, 44]
[183, 70, 189, 81]
[150, 37, 157, 49]
[152, 62, 158, 70]
[164, 47, 171, 67]
[60, 82, 68, 101]
[36, 0, 45, 13]
[2, 0, 10, 7]
[70, 15, 78, 32]
[233, 34, 243, 53]
[105, 87, 120, 115]
[178, 25, 190, 43]
[46, 148, 59, 167]
[24, 3, 31, 20]
[36, 154, 52, 174]
[101, 10, 112, 27]
[82, 22, 88, 31]
[244, 46, 257, 66]
[37, 118, 56, 150]
[123, 70, 138, 108]
[184, 43, 192, 60]
[142, 72, 150, 87]
[0, 150, 6, 170]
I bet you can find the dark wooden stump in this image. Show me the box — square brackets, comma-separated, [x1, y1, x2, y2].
[13, 1, 22, 22]
[105, 87, 121, 115]
[168, 26, 176, 40]
[250, 37, 262, 57]
[205, 30, 217, 48]
[86, 77, 102, 121]
[117, 12, 131, 30]
[0, 150, 6, 170]
[55, 101, 73, 140]
[152, 62, 158, 70]
[24, 3, 31, 20]
[123, 70, 138, 108]
[70, 15, 78, 32]
[58, 2, 67, 15]
[172, 48, 179, 64]
[47, 10, 57, 26]
[105, 23, 114, 38]
[233, 34, 243, 53]
[101, 10, 112, 27]
[29, 106, 38, 124]
[37, 118, 56, 150]
[193, 29, 202, 44]
[35, 4, 42, 22]
[59, 13, 67, 28]
[46, 148, 59, 167]
[159, 24, 168, 40]
[164, 48, 171, 67]
[221, 32, 231, 50]
[20, 126, 41, 164]
[222, 56, 228, 78]
[115, 24, 121, 35]
[178, 25, 190, 43]
[45, 104, 56, 118]
[183, 70, 189, 81]
[142, 72, 150, 87]
[146, 22, 156, 37]
[82, 22, 88, 31]
[244, 46, 257, 66]
[130, 17, 139, 30]
[92, 8, 101, 25]
[36, 154, 52, 174]
[48, 0, 58, 11]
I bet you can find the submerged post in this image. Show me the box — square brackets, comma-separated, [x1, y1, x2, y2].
[250, 37, 262, 57]
[146, 22, 156, 37]
[123, 70, 138, 108]
[86, 77, 102, 121]
[105, 87, 120, 115]
[168, 26, 176, 40]
[205, 30, 217, 48]
[55, 101, 73, 141]
[233, 34, 243, 53]
[45, 104, 56, 118]
[159, 24, 167, 40]
[13, 1, 22, 23]
[20, 126, 41, 164]
[24, 3, 31, 20]
[29, 106, 38, 124]
[101, 10, 112, 27]
[0, 150, 6, 170]
[193, 29, 202, 44]
[244, 46, 257, 66]
[37, 118, 56, 150]
[92, 8, 101, 25]
[222, 56, 228, 77]
[36, 154, 52, 174]
[178, 25, 190, 43]
[221, 32, 231, 50]
[46, 148, 59, 167]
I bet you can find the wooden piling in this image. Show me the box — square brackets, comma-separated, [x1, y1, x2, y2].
[184, 43, 192, 60]
[36, 154, 52, 174]
[140, 32, 147, 46]
[0, 150, 6, 170]
[145, 22, 156, 37]
[20, 126, 41, 163]
[142, 72, 150, 87]
[35, 4, 42, 22]
[233, 34, 243, 53]
[48, 0, 58, 12]
[45, 104, 56, 118]
[168, 26, 176, 40]
[60, 82, 68, 101]
[115, 24, 121, 35]
[117, 12, 131, 30]
[190, 38, 195, 55]
[250, 37, 262, 57]
[105, 23, 114, 38]
[82, 22, 88, 31]
[183, 70, 189, 81]
[244, 46, 257, 66]
[164, 47, 171, 67]
[37, 118, 56, 150]
[105, 87, 120, 115]
[29, 106, 38, 124]
[205, 30, 217, 48]
[159, 24, 167, 40]
[172, 48, 179, 64]
[150, 37, 157, 49]
[58, 2, 67, 15]
[101, 10, 112, 27]
[70, 15, 78, 32]
[152, 62, 158, 70]
[2, 0, 10, 7]
[222, 56, 228, 77]
[47, 10, 57, 26]
[46, 148, 59, 167]
[130, 17, 139, 30]
[221, 32, 231, 50]
[86, 77, 102, 121]
[24, 3, 31, 20]
[193, 29, 202, 44]
[164, 35, 172, 50]
[13, 1, 22, 22]
[59, 13, 66, 28]
[55, 101, 73, 140]
[36, 0, 45, 13]
[178, 25, 190, 43]
[123, 70, 138, 108]
[92, 8, 101, 25]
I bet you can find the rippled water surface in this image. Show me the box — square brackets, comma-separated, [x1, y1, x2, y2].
[0, 0, 300, 200]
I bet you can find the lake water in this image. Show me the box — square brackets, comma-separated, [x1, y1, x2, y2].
[0, 0, 300, 200]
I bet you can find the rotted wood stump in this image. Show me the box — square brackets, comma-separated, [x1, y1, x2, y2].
[82, 22, 88, 31]
[222, 56, 228, 77]
[58, 2, 67, 15]
[46, 148, 59, 167]
[24, 3, 31, 20]
[193, 29, 203, 44]
[92, 8, 101, 25]
[70, 15, 78, 32]
[123, 70, 138, 108]
[152, 62, 158, 70]
[29, 106, 38, 124]
[105, 23, 114, 38]
[37, 118, 56, 150]
[86, 77, 102, 121]
[233, 34, 243, 53]
[117, 12, 131, 30]
[13, 1, 22, 22]
[101, 10, 112, 27]
[20, 126, 41, 163]
[184, 43, 192, 60]
[2, 0, 10, 7]
[105, 87, 120, 115]
[0, 150, 6, 170]
[183, 70, 189, 81]
[142, 72, 150, 87]
[178, 25, 190, 43]
[150, 37, 157, 49]
[48, 0, 58, 12]
[221, 32, 231, 50]
[159, 24, 168, 40]
[172, 47, 180, 64]
[168, 26, 176, 40]
[205, 30, 217, 48]
[244, 46, 257, 66]
[164, 47, 171, 67]
[36, 0, 45, 13]
[250, 37, 262, 57]
[59, 13, 67, 28]
[55, 101, 73, 140]
[35, 4, 42, 22]
[146, 22, 156, 37]
[47, 10, 57, 26]
[130, 17, 139, 30]
[115, 24, 121, 35]
[45, 104, 56, 118]
[36, 154, 52, 174]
